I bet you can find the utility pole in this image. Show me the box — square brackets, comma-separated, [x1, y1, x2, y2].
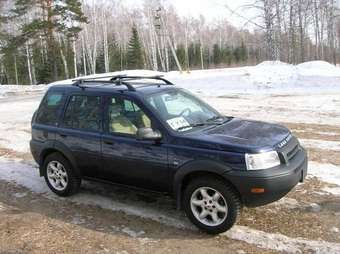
[154, 7, 183, 73]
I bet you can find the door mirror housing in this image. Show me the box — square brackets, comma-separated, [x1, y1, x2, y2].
[137, 128, 162, 141]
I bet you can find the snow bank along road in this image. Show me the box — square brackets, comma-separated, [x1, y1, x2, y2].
[0, 62, 340, 253]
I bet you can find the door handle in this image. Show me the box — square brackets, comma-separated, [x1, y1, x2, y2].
[59, 133, 68, 138]
[104, 140, 114, 145]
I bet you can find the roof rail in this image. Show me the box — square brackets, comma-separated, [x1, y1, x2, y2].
[71, 74, 174, 91]
[110, 75, 174, 85]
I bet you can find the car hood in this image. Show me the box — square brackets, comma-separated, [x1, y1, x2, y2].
[183, 118, 291, 153]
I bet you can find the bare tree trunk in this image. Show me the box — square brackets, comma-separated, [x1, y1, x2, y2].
[328, 0, 336, 65]
[166, 35, 183, 73]
[25, 42, 33, 85]
[298, 0, 305, 62]
[200, 40, 204, 70]
[102, 10, 109, 72]
[314, 0, 320, 59]
[13, 55, 19, 85]
[148, 9, 158, 71]
[58, 36, 69, 79]
[289, 0, 296, 63]
[184, 22, 190, 72]
[81, 34, 87, 76]
[73, 40, 78, 77]
[264, 0, 276, 60]
[275, 0, 282, 60]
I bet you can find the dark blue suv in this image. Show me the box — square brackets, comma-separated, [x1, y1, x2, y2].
[30, 75, 308, 234]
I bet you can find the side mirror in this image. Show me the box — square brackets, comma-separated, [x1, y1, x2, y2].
[137, 128, 162, 141]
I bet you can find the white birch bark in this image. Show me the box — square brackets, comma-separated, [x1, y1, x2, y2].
[25, 42, 33, 85]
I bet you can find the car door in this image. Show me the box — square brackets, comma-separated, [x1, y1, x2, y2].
[56, 93, 103, 178]
[101, 94, 170, 192]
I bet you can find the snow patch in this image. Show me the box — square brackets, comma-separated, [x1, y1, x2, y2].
[0, 85, 47, 99]
[331, 227, 339, 233]
[322, 187, 340, 196]
[307, 203, 322, 213]
[122, 227, 145, 238]
[300, 139, 340, 152]
[272, 197, 299, 209]
[224, 225, 340, 254]
[308, 162, 340, 186]
[308, 162, 340, 196]
[13, 192, 27, 198]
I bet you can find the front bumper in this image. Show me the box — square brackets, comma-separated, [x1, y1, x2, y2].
[224, 148, 308, 207]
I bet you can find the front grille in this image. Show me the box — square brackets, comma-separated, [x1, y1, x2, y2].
[278, 136, 300, 164]
[287, 144, 299, 161]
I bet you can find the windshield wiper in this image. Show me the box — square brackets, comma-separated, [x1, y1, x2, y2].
[176, 121, 224, 131]
[176, 123, 206, 131]
[176, 116, 233, 132]
[206, 116, 233, 124]
[206, 116, 223, 122]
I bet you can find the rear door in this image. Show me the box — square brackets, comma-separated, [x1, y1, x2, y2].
[56, 93, 103, 178]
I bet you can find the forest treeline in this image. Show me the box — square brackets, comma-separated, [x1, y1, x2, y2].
[0, 0, 339, 85]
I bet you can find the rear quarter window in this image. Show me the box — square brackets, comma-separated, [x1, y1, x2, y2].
[35, 91, 65, 126]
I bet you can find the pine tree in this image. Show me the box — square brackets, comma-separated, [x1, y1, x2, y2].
[108, 36, 124, 71]
[126, 26, 144, 70]
[213, 44, 222, 66]
[10, 0, 87, 82]
[176, 44, 186, 68]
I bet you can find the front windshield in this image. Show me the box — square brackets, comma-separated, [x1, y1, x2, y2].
[146, 89, 222, 132]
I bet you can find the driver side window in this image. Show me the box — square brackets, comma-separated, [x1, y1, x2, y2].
[108, 97, 152, 135]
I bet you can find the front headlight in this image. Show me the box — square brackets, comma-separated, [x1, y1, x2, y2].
[245, 151, 280, 170]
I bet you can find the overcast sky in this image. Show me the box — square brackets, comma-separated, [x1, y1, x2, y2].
[121, 0, 255, 27]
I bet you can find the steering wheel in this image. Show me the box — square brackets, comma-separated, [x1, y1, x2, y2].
[179, 108, 192, 117]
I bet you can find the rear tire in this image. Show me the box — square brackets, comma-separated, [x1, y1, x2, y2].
[183, 176, 241, 234]
[43, 153, 81, 197]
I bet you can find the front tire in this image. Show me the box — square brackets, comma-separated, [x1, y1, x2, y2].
[183, 176, 241, 234]
[43, 153, 81, 197]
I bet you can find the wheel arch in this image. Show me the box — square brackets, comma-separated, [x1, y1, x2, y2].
[39, 142, 80, 177]
[173, 160, 240, 210]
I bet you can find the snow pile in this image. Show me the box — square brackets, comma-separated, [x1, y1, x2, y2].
[297, 61, 340, 77]
[0, 85, 47, 99]
[169, 60, 340, 95]
[166, 67, 250, 95]
[246, 61, 297, 88]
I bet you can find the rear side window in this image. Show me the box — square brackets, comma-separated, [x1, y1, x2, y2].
[36, 92, 64, 126]
[63, 95, 102, 132]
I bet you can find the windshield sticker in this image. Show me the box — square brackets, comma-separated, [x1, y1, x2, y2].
[167, 117, 191, 131]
